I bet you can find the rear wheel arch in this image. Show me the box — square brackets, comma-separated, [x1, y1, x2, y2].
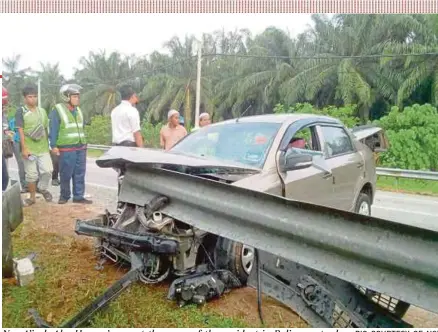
[353, 182, 374, 216]
[360, 182, 374, 204]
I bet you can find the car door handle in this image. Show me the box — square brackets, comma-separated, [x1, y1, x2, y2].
[357, 162, 364, 168]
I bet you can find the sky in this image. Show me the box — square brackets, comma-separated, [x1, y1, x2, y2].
[0, 13, 317, 79]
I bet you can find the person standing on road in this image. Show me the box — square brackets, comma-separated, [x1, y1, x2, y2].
[15, 84, 53, 206]
[49, 84, 92, 205]
[111, 85, 144, 148]
[160, 109, 187, 151]
[191, 112, 211, 132]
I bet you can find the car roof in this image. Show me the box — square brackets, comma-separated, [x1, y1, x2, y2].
[217, 113, 342, 125]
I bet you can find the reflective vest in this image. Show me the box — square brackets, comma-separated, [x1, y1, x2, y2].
[55, 103, 87, 146]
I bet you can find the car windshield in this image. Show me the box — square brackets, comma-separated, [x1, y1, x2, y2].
[170, 121, 282, 169]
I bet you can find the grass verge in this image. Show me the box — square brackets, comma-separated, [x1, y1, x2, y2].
[87, 148, 105, 159]
[2, 205, 305, 328]
[377, 176, 438, 196]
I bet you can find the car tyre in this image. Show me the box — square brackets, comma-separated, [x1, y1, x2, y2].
[214, 237, 254, 285]
[355, 192, 371, 216]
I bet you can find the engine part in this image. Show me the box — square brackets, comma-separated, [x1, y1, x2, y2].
[75, 219, 179, 254]
[168, 264, 242, 307]
[139, 252, 171, 284]
[247, 249, 412, 328]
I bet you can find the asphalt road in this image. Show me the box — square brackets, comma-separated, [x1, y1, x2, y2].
[6, 156, 438, 231]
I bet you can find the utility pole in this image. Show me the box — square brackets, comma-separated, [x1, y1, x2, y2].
[37, 78, 41, 108]
[194, 40, 202, 129]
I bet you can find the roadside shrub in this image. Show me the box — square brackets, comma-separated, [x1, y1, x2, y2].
[375, 104, 438, 171]
[85, 115, 112, 145]
[141, 121, 164, 148]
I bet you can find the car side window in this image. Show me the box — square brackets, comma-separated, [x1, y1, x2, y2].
[320, 126, 354, 158]
[283, 125, 323, 159]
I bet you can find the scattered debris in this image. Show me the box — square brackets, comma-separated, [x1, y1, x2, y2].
[13, 255, 36, 286]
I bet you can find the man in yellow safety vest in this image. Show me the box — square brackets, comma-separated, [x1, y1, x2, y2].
[48, 84, 92, 205]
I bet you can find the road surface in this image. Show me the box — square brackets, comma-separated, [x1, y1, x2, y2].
[6, 157, 438, 231]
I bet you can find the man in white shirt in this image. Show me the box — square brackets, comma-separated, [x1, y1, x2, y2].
[111, 85, 144, 147]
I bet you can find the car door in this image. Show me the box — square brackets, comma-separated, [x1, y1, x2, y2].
[318, 125, 365, 211]
[280, 124, 334, 208]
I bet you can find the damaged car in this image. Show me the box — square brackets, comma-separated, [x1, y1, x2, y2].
[102, 114, 390, 280]
[31, 113, 413, 328]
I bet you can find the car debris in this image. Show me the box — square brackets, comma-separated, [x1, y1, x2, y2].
[247, 249, 412, 328]
[13, 253, 37, 286]
[29, 195, 243, 328]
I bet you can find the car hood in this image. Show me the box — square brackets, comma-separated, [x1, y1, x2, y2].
[96, 146, 261, 175]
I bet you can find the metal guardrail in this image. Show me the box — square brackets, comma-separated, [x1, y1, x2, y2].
[88, 144, 110, 151]
[114, 166, 438, 313]
[87, 144, 438, 181]
[376, 167, 438, 181]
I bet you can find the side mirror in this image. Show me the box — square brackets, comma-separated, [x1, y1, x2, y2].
[279, 151, 314, 172]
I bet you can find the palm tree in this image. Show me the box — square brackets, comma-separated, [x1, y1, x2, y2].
[278, 14, 424, 121]
[214, 27, 311, 119]
[381, 15, 438, 107]
[140, 35, 216, 127]
[36, 62, 65, 112]
[2, 54, 33, 106]
[74, 50, 147, 120]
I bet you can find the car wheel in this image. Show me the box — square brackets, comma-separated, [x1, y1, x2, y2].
[355, 193, 371, 216]
[214, 237, 255, 284]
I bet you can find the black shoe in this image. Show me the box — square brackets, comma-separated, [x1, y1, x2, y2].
[39, 190, 53, 202]
[73, 198, 93, 204]
[58, 199, 68, 204]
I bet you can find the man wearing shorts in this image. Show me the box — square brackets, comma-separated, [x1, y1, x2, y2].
[15, 84, 53, 206]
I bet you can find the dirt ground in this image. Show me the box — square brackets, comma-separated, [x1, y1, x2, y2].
[12, 198, 438, 328]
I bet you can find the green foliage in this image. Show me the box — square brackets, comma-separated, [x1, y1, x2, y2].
[376, 104, 438, 170]
[274, 102, 361, 127]
[84, 115, 112, 145]
[141, 121, 164, 148]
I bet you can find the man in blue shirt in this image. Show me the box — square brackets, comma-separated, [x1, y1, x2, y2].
[49, 84, 92, 205]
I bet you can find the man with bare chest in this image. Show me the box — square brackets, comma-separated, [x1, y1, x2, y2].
[160, 109, 187, 151]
